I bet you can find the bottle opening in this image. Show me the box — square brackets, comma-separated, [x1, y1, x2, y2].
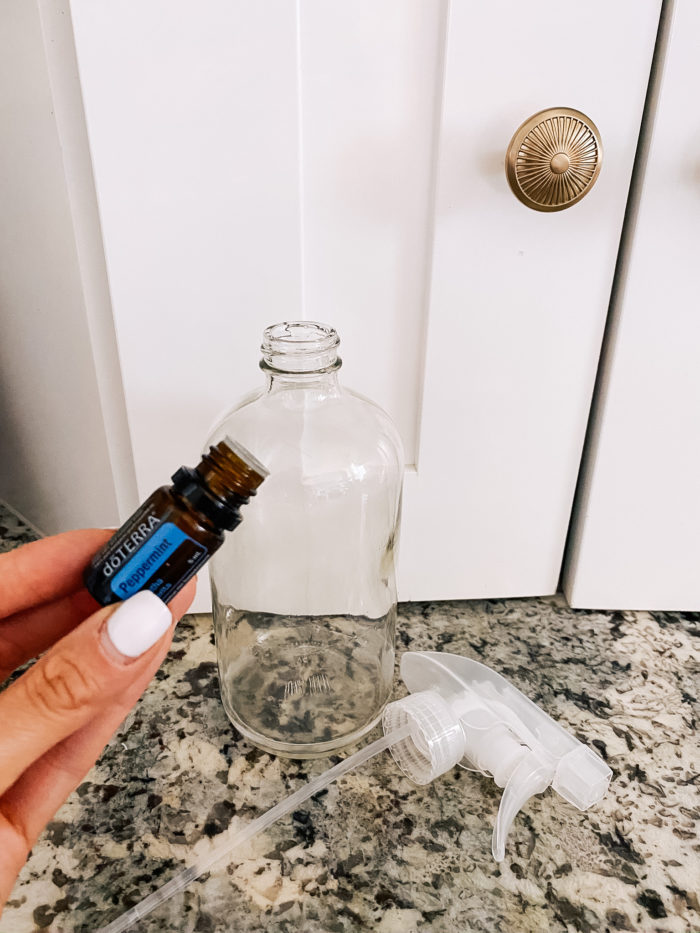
[261, 321, 341, 374]
[194, 438, 268, 507]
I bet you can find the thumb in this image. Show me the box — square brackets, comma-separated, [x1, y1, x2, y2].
[0, 592, 176, 798]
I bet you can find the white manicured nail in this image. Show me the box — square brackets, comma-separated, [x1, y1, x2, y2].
[104, 591, 172, 658]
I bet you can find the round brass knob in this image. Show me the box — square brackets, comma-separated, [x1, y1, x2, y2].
[505, 107, 602, 212]
[549, 153, 570, 174]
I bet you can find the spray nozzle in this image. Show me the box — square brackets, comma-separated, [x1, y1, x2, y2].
[382, 651, 612, 861]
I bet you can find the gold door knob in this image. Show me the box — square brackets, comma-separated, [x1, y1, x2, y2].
[505, 107, 602, 212]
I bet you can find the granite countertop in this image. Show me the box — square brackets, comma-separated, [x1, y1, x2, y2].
[1, 504, 699, 933]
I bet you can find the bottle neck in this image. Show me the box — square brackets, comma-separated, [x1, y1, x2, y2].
[170, 439, 267, 533]
[262, 367, 341, 394]
[171, 466, 243, 533]
[196, 440, 267, 500]
[259, 321, 342, 392]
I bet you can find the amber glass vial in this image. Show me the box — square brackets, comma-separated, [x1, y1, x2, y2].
[84, 438, 268, 606]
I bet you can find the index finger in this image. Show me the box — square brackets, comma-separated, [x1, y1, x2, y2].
[0, 529, 112, 619]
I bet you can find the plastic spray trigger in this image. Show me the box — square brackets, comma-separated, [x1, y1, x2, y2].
[382, 651, 612, 861]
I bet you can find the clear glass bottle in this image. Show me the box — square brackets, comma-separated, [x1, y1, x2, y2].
[207, 322, 404, 758]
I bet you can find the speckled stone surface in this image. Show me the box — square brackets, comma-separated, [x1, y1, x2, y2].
[0, 502, 41, 554]
[1, 506, 698, 932]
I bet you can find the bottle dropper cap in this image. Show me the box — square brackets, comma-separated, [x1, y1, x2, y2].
[172, 437, 269, 531]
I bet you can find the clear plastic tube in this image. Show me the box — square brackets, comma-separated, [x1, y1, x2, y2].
[96, 725, 411, 933]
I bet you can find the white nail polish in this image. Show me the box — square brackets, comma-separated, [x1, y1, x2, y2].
[105, 591, 172, 658]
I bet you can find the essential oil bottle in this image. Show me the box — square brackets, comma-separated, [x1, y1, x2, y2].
[85, 438, 268, 606]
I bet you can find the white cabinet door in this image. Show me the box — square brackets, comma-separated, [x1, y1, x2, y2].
[66, 1, 660, 608]
[399, 1, 660, 599]
[565, 1, 700, 610]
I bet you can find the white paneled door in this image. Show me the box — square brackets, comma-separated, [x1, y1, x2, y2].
[61, 1, 661, 608]
[398, 1, 660, 599]
[565, 0, 700, 610]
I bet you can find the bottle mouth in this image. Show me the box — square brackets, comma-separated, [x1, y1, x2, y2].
[260, 321, 341, 374]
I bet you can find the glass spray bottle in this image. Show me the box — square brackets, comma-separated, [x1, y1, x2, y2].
[207, 322, 404, 758]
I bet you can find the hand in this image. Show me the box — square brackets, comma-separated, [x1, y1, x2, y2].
[0, 529, 195, 909]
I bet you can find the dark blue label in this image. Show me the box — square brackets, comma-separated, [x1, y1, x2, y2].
[110, 522, 188, 599]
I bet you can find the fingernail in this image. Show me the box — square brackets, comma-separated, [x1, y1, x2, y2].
[104, 591, 172, 658]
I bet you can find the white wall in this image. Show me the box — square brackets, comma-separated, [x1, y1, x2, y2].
[0, 0, 133, 532]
